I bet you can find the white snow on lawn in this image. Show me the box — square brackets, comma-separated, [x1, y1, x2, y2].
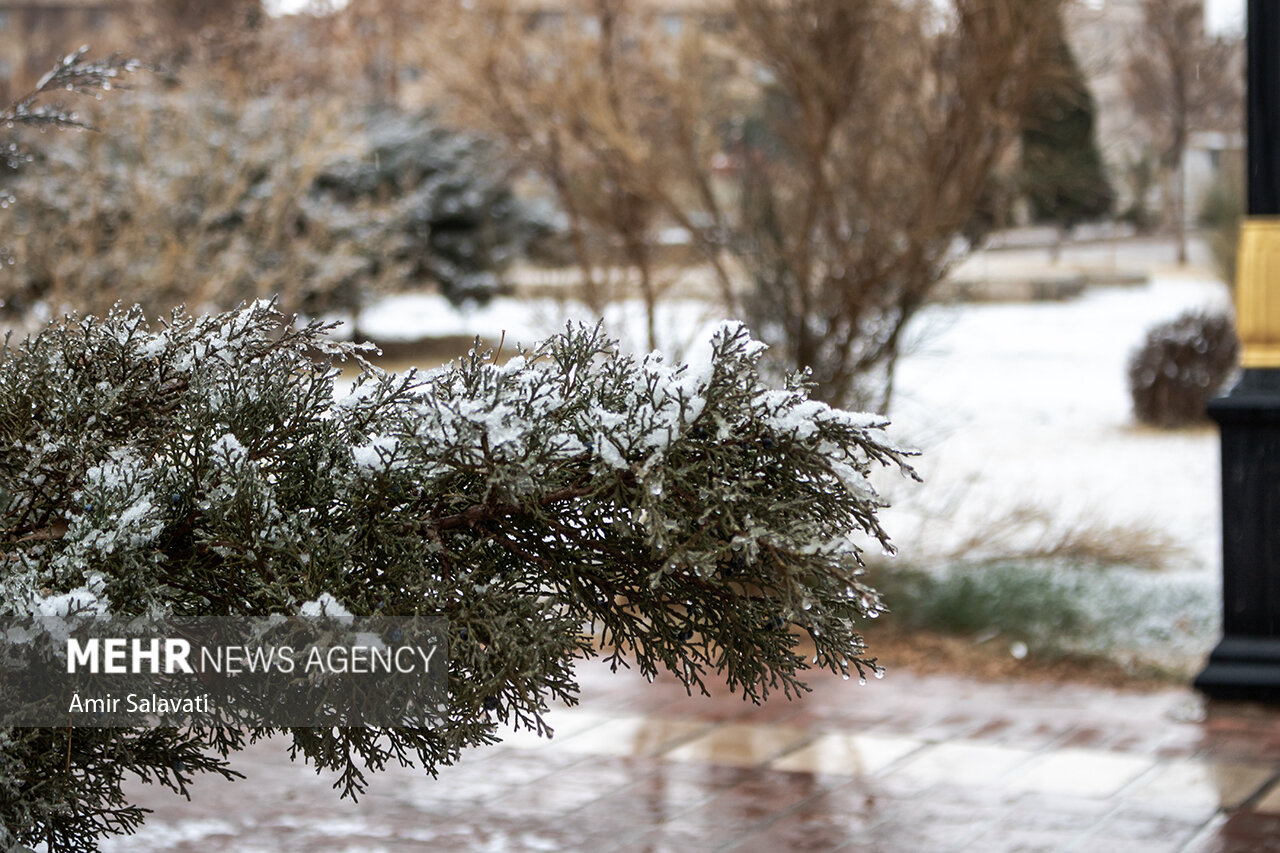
[356, 292, 720, 356]
[881, 273, 1232, 575]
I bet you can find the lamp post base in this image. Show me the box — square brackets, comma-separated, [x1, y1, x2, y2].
[1195, 370, 1280, 702]
[1195, 637, 1280, 701]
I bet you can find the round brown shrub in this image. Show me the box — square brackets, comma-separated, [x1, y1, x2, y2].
[1128, 310, 1239, 428]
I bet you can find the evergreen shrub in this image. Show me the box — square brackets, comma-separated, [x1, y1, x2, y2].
[1128, 310, 1238, 428]
[0, 302, 915, 850]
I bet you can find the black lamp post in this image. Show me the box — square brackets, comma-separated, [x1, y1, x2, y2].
[1194, 0, 1280, 700]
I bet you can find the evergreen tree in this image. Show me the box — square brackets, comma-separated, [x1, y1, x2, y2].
[1020, 21, 1114, 229]
[0, 302, 915, 851]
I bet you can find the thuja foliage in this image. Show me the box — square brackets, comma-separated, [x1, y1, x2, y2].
[0, 302, 916, 850]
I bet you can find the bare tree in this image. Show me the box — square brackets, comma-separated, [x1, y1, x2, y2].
[432, 0, 696, 352]
[1126, 0, 1243, 265]
[717, 0, 1065, 409]
[436, 0, 1063, 409]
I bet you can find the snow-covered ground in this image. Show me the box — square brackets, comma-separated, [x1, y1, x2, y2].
[356, 291, 723, 355]
[882, 272, 1231, 574]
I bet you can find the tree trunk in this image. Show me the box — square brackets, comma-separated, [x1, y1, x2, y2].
[1174, 157, 1188, 266]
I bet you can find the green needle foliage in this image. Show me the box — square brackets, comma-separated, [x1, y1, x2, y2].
[1019, 17, 1114, 229]
[0, 302, 915, 850]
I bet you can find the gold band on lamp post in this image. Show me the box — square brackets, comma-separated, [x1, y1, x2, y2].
[1236, 218, 1280, 368]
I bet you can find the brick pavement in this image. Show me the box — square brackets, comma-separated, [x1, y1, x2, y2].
[102, 658, 1280, 852]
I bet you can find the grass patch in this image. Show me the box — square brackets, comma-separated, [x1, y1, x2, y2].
[945, 502, 1188, 572]
[870, 560, 1217, 677]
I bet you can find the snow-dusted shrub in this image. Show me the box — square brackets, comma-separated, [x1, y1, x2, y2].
[0, 90, 544, 324]
[1128, 310, 1238, 428]
[0, 302, 914, 850]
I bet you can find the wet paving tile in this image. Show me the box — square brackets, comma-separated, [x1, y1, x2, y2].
[615, 822, 748, 852]
[723, 817, 873, 853]
[957, 825, 1091, 853]
[516, 753, 659, 793]
[621, 766, 833, 849]
[756, 789, 996, 853]
[565, 761, 766, 833]
[1126, 758, 1275, 811]
[1197, 810, 1280, 853]
[614, 757, 760, 794]
[549, 713, 714, 757]
[87, 660, 1280, 852]
[487, 776, 624, 816]
[1002, 747, 1157, 799]
[769, 732, 924, 776]
[880, 740, 1038, 789]
[1083, 803, 1209, 847]
[1249, 778, 1280, 814]
[935, 791, 1111, 850]
[663, 722, 813, 767]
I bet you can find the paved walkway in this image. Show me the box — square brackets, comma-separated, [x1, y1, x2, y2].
[106, 659, 1280, 852]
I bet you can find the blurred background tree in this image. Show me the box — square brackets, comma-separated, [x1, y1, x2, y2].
[1, 96, 547, 324]
[6, 0, 1241, 408]
[0, 0, 551, 328]
[1199, 149, 1245, 290]
[435, 0, 1066, 410]
[1125, 0, 1243, 265]
[1019, 10, 1115, 251]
